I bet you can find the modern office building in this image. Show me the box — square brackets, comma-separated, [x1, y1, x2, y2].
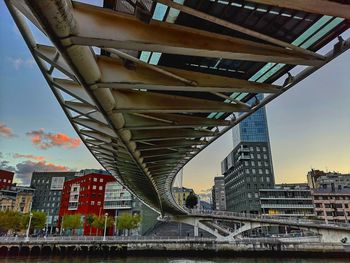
[172, 187, 194, 208]
[222, 96, 275, 214]
[307, 169, 350, 190]
[30, 171, 77, 233]
[59, 173, 116, 235]
[312, 189, 350, 224]
[0, 170, 14, 190]
[259, 184, 314, 217]
[212, 176, 226, 211]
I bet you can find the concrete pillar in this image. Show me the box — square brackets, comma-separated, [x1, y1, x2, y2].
[194, 219, 199, 237]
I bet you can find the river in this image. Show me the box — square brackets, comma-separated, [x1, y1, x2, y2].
[0, 257, 348, 263]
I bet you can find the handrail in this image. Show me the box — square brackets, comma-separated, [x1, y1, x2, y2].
[188, 210, 350, 228]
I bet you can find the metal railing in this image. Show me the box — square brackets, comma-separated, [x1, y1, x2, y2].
[188, 210, 350, 228]
[0, 236, 215, 243]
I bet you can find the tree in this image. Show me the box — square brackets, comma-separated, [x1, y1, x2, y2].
[185, 192, 198, 209]
[85, 214, 94, 236]
[22, 211, 46, 232]
[62, 214, 82, 235]
[117, 213, 141, 236]
[92, 215, 114, 236]
[0, 211, 23, 233]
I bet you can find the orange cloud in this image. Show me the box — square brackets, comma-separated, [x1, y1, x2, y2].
[26, 129, 81, 149]
[0, 123, 15, 138]
[13, 153, 45, 162]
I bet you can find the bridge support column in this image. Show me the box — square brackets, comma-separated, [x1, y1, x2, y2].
[194, 219, 199, 237]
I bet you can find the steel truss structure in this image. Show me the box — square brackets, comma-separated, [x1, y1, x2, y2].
[6, 0, 350, 215]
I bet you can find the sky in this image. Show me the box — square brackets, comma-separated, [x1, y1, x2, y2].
[0, 1, 349, 194]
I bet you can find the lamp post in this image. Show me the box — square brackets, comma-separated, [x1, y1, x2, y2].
[103, 213, 108, 241]
[25, 212, 33, 242]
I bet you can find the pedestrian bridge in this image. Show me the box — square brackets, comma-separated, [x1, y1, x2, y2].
[6, 0, 350, 215]
[177, 210, 350, 242]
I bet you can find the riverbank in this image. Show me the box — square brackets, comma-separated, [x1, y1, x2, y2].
[1, 237, 349, 258]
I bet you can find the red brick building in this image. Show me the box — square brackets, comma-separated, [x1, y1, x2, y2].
[0, 170, 14, 190]
[58, 173, 116, 235]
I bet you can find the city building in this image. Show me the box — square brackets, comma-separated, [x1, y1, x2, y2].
[259, 184, 314, 217]
[312, 189, 350, 224]
[307, 169, 350, 190]
[173, 187, 194, 208]
[212, 176, 226, 211]
[0, 186, 34, 213]
[30, 171, 77, 233]
[0, 170, 14, 190]
[59, 173, 115, 235]
[221, 96, 275, 214]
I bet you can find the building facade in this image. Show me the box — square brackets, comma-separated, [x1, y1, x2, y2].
[312, 189, 350, 224]
[0, 170, 14, 190]
[30, 171, 77, 233]
[0, 186, 34, 213]
[212, 176, 226, 211]
[222, 97, 275, 214]
[172, 187, 194, 208]
[59, 173, 116, 235]
[307, 169, 350, 190]
[104, 182, 158, 235]
[259, 184, 314, 217]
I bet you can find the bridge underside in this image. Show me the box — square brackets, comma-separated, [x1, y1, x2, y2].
[6, 0, 350, 215]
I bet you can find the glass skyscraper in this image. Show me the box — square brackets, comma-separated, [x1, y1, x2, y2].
[222, 96, 275, 214]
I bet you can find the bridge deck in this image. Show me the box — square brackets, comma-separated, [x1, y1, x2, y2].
[6, 0, 350, 215]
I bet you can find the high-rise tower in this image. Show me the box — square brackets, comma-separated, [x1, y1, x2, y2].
[221, 96, 275, 214]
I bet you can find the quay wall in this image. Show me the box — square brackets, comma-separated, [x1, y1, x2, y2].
[0, 239, 349, 257]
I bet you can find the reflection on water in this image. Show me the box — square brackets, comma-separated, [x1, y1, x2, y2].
[0, 257, 348, 263]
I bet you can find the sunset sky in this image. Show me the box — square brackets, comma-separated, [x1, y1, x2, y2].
[0, 2, 349, 194]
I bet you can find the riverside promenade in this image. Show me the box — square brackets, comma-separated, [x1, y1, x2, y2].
[1, 236, 349, 257]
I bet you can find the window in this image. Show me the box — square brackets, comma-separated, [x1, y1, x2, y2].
[93, 185, 96, 190]
[97, 201, 101, 206]
[248, 193, 252, 198]
[258, 161, 262, 166]
[258, 169, 262, 174]
[99, 186, 103, 190]
[252, 169, 256, 174]
[91, 201, 95, 205]
[251, 161, 255, 166]
[256, 147, 260, 152]
[93, 178, 97, 182]
[263, 147, 267, 152]
[255, 193, 259, 198]
[245, 169, 250, 174]
[99, 178, 103, 183]
[266, 177, 270, 183]
[257, 154, 261, 159]
[263, 154, 268, 159]
[265, 169, 270, 174]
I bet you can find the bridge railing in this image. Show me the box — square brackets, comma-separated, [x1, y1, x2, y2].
[0, 236, 215, 243]
[188, 209, 350, 228]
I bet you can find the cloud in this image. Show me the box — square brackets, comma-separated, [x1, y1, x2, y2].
[1, 159, 70, 185]
[7, 57, 35, 70]
[13, 153, 45, 162]
[0, 160, 16, 172]
[26, 129, 81, 149]
[0, 123, 15, 138]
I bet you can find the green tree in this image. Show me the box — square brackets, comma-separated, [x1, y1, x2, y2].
[62, 214, 82, 235]
[85, 214, 94, 236]
[22, 211, 47, 232]
[0, 211, 23, 233]
[185, 192, 198, 209]
[92, 215, 114, 236]
[117, 213, 141, 236]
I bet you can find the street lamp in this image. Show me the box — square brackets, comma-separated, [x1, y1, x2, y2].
[25, 212, 33, 242]
[103, 213, 108, 241]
